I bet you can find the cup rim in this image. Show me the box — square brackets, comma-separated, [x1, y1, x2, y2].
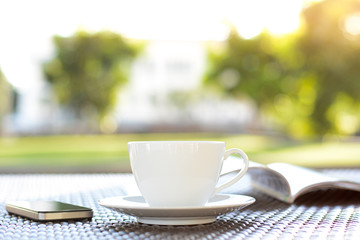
[128, 141, 225, 145]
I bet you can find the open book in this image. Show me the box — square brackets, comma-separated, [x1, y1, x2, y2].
[222, 159, 360, 203]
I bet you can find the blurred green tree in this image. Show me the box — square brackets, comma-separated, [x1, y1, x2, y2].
[204, 31, 306, 137]
[0, 68, 12, 134]
[43, 31, 141, 132]
[297, 0, 360, 136]
[204, 0, 360, 138]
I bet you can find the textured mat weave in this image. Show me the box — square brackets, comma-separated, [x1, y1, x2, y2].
[0, 170, 359, 239]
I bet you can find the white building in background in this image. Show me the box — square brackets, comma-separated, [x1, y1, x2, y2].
[2, 40, 255, 134]
[115, 40, 255, 132]
[117, 40, 207, 129]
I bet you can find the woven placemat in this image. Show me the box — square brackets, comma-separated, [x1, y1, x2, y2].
[0, 170, 359, 239]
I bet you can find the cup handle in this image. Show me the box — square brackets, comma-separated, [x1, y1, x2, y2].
[213, 148, 249, 196]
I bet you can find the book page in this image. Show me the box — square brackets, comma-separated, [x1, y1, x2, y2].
[267, 163, 360, 202]
[247, 165, 291, 202]
[222, 158, 292, 202]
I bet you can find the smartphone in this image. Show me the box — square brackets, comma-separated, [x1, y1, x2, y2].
[6, 200, 93, 221]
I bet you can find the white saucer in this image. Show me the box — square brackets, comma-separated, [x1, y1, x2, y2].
[98, 194, 255, 225]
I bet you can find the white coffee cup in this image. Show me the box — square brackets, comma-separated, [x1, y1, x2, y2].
[128, 141, 249, 207]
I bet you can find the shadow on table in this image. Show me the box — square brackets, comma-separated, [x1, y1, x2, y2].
[294, 189, 360, 206]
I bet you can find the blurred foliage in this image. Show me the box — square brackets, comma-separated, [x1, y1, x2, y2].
[0, 68, 12, 134]
[43, 31, 142, 131]
[204, 0, 360, 138]
[297, 0, 360, 136]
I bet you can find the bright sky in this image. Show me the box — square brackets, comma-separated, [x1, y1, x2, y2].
[0, 0, 303, 90]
